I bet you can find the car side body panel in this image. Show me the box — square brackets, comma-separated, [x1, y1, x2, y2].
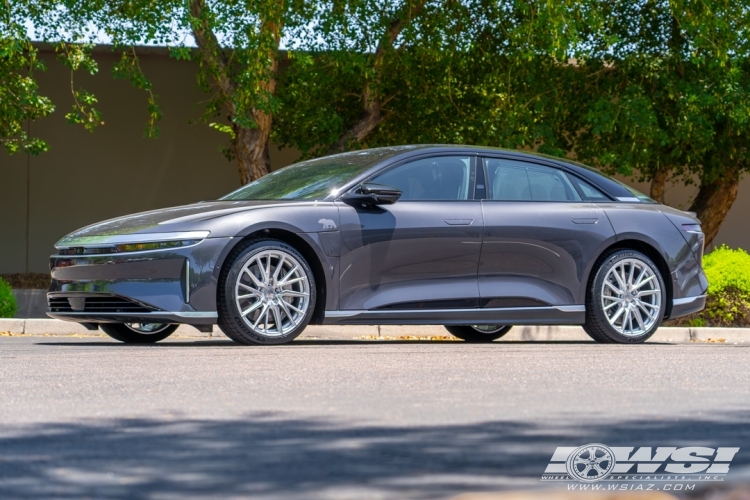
[337, 200, 483, 310]
[479, 201, 616, 307]
[598, 203, 708, 316]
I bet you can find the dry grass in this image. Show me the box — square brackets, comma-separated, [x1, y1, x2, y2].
[356, 335, 461, 341]
[0, 273, 51, 289]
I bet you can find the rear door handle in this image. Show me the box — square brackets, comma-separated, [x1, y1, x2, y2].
[445, 219, 474, 226]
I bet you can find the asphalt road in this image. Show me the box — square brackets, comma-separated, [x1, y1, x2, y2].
[1, 335, 750, 499]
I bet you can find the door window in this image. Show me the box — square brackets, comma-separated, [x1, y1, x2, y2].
[371, 156, 474, 201]
[565, 174, 611, 202]
[485, 159, 581, 202]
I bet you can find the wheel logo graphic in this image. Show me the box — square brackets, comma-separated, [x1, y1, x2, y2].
[566, 444, 615, 482]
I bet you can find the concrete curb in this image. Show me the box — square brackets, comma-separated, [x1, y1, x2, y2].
[0, 318, 748, 343]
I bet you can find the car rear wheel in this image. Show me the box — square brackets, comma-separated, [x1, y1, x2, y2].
[218, 240, 316, 345]
[100, 323, 178, 343]
[584, 249, 666, 344]
[444, 325, 512, 342]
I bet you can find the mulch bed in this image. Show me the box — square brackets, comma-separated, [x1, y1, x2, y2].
[0, 273, 51, 289]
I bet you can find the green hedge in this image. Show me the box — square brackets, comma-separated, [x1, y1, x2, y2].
[0, 277, 17, 319]
[670, 245, 750, 327]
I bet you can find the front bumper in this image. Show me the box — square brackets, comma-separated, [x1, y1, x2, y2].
[47, 237, 232, 324]
[48, 311, 217, 324]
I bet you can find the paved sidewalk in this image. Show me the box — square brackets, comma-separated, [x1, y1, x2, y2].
[0, 318, 747, 343]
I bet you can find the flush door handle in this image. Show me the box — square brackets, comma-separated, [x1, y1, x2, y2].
[444, 219, 474, 226]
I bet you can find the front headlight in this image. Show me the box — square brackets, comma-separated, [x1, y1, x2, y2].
[55, 231, 210, 255]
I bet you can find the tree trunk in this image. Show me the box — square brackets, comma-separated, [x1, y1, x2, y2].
[233, 127, 272, 185]
[190, 0, 280, 185]
[333, 1, 427, 152]
[334, 86, 383, 152]
[650, 166, 669, 204]
[688, 171, 741, 247]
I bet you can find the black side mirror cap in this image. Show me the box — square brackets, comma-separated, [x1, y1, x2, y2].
[341, 183, 402, 207]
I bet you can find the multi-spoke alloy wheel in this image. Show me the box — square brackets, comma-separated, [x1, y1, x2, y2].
[100, 323, 178, 343]
[235, 249, 311, 337]
[444, 324, 512, 342]
[584, 249, 665, 344]
[218, 240, 316, 345]
[601, 258, 662, 336]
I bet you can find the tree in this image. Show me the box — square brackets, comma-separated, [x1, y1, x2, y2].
[274, 0, 588, 157]
[7, 0, 307, 185]
[553, 0, 750, 245]
[1, 3, 54, 155]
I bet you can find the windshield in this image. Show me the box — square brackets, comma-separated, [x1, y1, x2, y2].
[220, 148, 411, 201]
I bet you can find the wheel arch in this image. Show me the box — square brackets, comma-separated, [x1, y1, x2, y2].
[215, 228, 329, 325]
[585, 239, 674, 320]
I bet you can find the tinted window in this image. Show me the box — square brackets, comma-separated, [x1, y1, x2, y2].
[221, 149, 403, 200]
[371, 156, 474, 201]
[485, 159, 581, 202]
[565, 174, 611, 202]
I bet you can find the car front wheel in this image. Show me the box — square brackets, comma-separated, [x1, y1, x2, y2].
[584, 249, 666, 344]
[100, 323, 178, 343]
[444, 325, 512, 342]
[218, 240, 316, 345]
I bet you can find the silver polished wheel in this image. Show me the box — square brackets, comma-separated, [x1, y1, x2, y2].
[234, 249, 311, 338]
[471, 325, 506, 334]
[601, 258, 662, 337]
[124, 323, 172, 334]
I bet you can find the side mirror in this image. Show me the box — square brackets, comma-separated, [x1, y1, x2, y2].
[341, 183, 402, 207]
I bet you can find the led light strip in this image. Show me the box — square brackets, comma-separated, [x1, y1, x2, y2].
[55, 231, 210, 249]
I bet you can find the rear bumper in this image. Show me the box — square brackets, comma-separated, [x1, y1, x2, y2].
[670, 295, 707, 319]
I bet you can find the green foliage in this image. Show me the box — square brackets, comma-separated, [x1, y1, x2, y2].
[0, 277, 17, 319]
[0, 14, 55, 154]
[113, 49, 161, 137]
[704, 246, 750, 295]
[670, 246, 750, 327]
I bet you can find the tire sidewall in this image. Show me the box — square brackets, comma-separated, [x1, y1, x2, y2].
[590, 250, 666, 344]
[444, 325, 512, 342]
[219, 240, 316, 345]
[100, 323, 178, 343]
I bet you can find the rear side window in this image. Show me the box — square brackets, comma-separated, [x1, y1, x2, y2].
[484, 159, 581, 202]
[565, 174, 611, 202]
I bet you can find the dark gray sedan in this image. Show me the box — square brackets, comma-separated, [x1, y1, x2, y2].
[48, 145, 707, 344]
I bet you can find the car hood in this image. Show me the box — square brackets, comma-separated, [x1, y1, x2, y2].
[56, 200, 317, 245]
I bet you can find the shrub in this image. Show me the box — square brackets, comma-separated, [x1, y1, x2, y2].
[0, 277, 17, 318]
[668, 245, 750, 327]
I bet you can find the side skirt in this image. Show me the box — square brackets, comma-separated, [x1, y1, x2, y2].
[323, 306, 585, 325]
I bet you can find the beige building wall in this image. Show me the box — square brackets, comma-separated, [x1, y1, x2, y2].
[1, 47, 748, 274]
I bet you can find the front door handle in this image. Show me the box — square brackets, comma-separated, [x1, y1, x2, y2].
[445, 219, 474, 226]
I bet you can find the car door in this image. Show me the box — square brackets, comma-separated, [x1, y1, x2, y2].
[336, 154, 483, 311]
[478, 157, 616, 307]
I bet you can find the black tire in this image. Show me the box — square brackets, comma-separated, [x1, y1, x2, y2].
[100, 323, 178, 344]
[584, 249, 666, 344]
[444, 325, 512, 342]
[218, 239, 316, 345]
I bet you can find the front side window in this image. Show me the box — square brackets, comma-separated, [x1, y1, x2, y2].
[485, 159, 582, 202]
[371, 156, 474, 201]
